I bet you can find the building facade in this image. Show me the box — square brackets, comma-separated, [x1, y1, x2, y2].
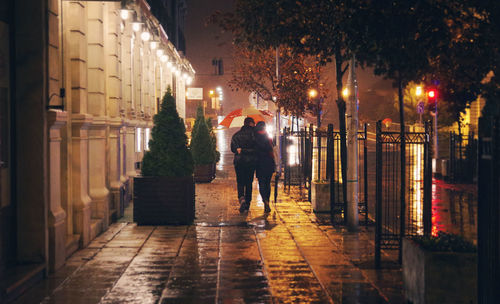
[0, 0, 193, 299]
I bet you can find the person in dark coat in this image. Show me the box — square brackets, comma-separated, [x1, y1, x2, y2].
[231, 117, 257, 213]
[255, 121, 275, 213]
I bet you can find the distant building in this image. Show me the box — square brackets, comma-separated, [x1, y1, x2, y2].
[0, 0, 194, 299]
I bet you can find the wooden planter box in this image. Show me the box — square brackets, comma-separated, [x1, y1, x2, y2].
[133, 176, 195, 225]
[194, 163, 216, 183]
[403, 238, 477, 304]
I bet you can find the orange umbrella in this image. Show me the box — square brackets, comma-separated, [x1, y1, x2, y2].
[382, 118, 392, 128]
[219, 108, 273, 128]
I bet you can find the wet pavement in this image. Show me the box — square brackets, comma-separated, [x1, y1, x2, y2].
[15, 172, 405, 304]
[12, 127, 405, 303]
[431, 179, 477, 243]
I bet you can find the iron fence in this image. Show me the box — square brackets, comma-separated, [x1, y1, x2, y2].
[375, 121, 432, 267]
[282, 124, 368, 225]
[449, 131, 478, 183]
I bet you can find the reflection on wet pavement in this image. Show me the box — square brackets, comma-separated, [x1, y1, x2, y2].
[15, 127, 404, 304]
[431, 179, 477, 243]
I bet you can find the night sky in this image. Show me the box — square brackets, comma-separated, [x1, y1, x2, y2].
[184, 0, 397, 124]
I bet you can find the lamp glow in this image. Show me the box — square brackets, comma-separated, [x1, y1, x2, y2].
[167, 61, 172, 68]
[140, 31, 150, 41]
[416, 86, 423, 97]
[308, 89, 318, 98]
[150, 41, 158, 50]
[132, 22, 141, 32]
[156, 49, 164, 57]
[160, 55, 168, 63]
[186, 77, 193, 85]
[120, 9, 129, 20]
[342, 87, 349, 98]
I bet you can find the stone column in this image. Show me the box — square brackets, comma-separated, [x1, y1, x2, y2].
[87, 2, 110, 234]
[120, 20, 131, 187]
[106, 3, 124, 220]
[66, 1, 93, 247]
[47, 110, 68, 272]
[176, 75, 186, 119]
[71, 114, 92, 247]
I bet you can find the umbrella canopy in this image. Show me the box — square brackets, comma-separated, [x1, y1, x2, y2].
[219, 108, 273, 128]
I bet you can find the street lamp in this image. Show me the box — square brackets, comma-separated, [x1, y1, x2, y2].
[309, 89, 321, 127]
[416, 86, 423, 97]
[308, 89, 318, 98]
[140, 30, 150, 41]
[342, 87, 350, 98]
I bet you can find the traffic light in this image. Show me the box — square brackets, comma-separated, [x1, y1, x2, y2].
[427, 89, 437, 113]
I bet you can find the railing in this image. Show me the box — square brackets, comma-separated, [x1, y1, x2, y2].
[281, 124, 368, 225]
[375, 121, 432, 267]
[449, 131, 478, 183]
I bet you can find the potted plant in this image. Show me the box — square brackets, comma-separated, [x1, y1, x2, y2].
[206, 117, 221, 177]
[403, 232, 477, 304]
[190, 106, 219, 182]
[134, 88, 195, 225]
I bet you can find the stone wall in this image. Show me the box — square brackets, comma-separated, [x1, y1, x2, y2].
[45, 0, 194, 272]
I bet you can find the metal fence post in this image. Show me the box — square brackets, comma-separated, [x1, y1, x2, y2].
[327, 124, 333, 181]
[364, 123, 368, 225]
[399, 121, 406, 264]
[423, 121, 432, 236]
[327, 124, 334, 221]
[308, 124, 314, 202]
[317, 127, 322, 181]
[375, 121, 382, 268]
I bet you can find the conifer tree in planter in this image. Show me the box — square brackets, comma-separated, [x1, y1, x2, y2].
[206, 117, 220, 164]
[134, 88, 194, 225]
[190, 106, 218, 182]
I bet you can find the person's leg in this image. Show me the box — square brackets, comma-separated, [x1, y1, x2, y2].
[262, 173, 272, 202]
[235, 165, 245, 203]
[261, 173, 272, 212]
[243, 165, 255, 208]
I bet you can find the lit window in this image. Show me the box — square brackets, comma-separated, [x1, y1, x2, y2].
[136, 128, 142, 152]
[145, 128, 150, 151]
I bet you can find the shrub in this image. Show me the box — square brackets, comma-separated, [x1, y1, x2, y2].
[190, 106, 217, 165]
[411, 231, 476, 253]
[141, 88, 193, 177]
[206, 117, 221, 163]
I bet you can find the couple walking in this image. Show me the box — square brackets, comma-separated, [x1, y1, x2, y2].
[230, 117, 277, 214]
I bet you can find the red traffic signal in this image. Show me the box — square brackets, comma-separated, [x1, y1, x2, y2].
[427, 89, 438, 113]
[427, 89, 437, 101]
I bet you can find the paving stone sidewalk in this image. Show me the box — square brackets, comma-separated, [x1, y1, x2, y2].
[14, 171, 404, 304]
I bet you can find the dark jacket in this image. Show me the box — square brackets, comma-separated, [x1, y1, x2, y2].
[231, 125, 257, 166]
[255, 129, 276, 178]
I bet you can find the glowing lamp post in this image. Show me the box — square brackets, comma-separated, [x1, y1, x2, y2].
[309, 89, 321, 127]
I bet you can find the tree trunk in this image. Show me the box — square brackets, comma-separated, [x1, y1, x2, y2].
[335, 53, 348, 223]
